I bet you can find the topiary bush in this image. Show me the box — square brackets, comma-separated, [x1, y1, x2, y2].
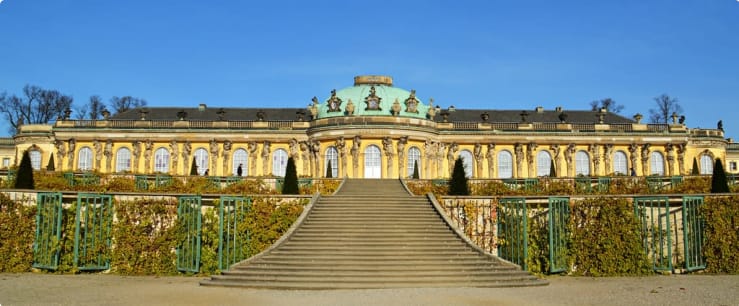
[282, 157, 299, 194]
[711, 159, 730, 193]
[448, 157, 469, 196]
[14, 151, 34, 189]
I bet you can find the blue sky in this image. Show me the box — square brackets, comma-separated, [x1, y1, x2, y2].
[1, 0, 738, 138]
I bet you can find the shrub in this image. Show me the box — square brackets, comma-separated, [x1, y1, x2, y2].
[412, 160, 420, 179]
[711, 159, 730, 193]
[325, 159, 333, 178]
[0, 193, 36, 272]
[47, 153, 55, 171]
[691, 158, 700, 175]
[448, 157, 469, 196]
[283, 157, 299, 194]
[702, 196, 739, 273]
[190, 157, 198, 176]
[15, 151, 34, 189]
[569, 197, 651, 276]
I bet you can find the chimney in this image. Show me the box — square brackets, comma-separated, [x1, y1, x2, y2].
[555, 106, 562, 112]
[198, 103, 206, 111]
[535, 106, 544, 113]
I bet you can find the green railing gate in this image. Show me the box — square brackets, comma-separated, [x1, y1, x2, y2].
[218, 196, 252, 270]
[33, 192, 64, 270]
[177, 196, 202, 273]
[682, 196, 706, 272]
[634, 196, 672, 272]
[74, 193, 113, 270]
[497, 197, 528, 270]
[548, 197, 570, 273]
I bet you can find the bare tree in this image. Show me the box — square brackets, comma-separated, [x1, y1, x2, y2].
[0, 84, 73, 134]
[74, 95, 106, 120]
[110, 96, 147, 114]
[649, 94, 682, 123]
[590, 98, 624, 113]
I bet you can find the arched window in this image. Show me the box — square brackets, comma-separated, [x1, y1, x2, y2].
[536, 151, 552, 177]
[233, 149, 248, 176]
[273, 149, 288, 176]
[575, 151, 590, 176]
[324, 146, 338, 177]
[29, 150, 42, 170]
[700, 154, 713, 175]
[154, 148, 170, 173]
[194, 148, 208, 175]
[407, 147, 421, 178]
[613, 151, 628, 175]
[78, 147, 93, 171]
[364, 145, 382, 178]
[650, 151, 665, 175]
[115, 148, 132, 172]
[497, 151, 513, 178]
[459, 150, 473, 178]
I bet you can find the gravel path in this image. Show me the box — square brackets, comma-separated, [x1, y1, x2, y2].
[1, 273, 737, 306]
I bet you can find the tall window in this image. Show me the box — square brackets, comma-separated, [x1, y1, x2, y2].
[407, 147, 421, 178]
[497, 151, 513, 178]
[194, 148, 208, 175]
[273, 149, 288, 176]
[575, 151, 590, 176]
[536, 151, 552, 177]
[324, 146, 338, 177]
[650, 151, 665, 175]
[613, 151, 628, 175]
[2, 158, 9, 168]
[233, 148, 248, 176]
[459, 150, 473, 178]
[29, 150, 42, 170]
[700, 154, 714, 175]
[364, 145, 382, 178]
[116, 148, 132, 172]
[78, 147, 93, 171]
[154, 148, 170, 173]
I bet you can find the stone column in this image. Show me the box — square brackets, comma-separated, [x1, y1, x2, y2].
[143, 140, 153, 174]
[55, 140, 66, 171]
[210, 139, 220, 176]
[169, 140, 179, 175]
[564, 143, 576, 177]
[603, 144, 613, 176]
[550, 144, 561, 177]
[665, 143, 675, 176]
[383, 137, 394, 178]
[628, 143, 639, 175]
[589, 144, 600, 176]
[181, 141, 191, 175]
[67, 139, 76, 170]
[93, 140, 102, 171]
[132, 140, 141, 173]
[350, 136, 361, 178]
[486, 144, 496, 178]
[222, 140, 232, 176]
[677, 144, 686, 175]
[396, 137, 407, 178]
[640, 144, 651, 176]
[474, 143, 483, 179]
[514, 143, 524, 178]
[336, 137, 347, 178]
[261, 141, 271, 176]
[527, 143, 537, 177]
[300, 141, 310, 177]
[436, 143, 446, 179]
[104, 139, 113, 173]
[248, 141, 258, 176]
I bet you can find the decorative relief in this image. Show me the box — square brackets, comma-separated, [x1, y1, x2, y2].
[474, 143, 483, 178]
[350, 136, 361, 176]
[514, 143, 524, 178]
[336, 137, 347, 177]
[181, 141, 191, 175]
[222, 140, 232, 176]
[55, 140, 66, 171]
[364, 86, 382, 110]
[261, 141, 271, 176]
[486, 144, 496, 178]
[67, 139, 76, 169]
[326, 89, 343, 112]
[447, 142, 459, 176]
[248, 141, 258, 176]
[383, 137, 394, 178]
[397, 136, 408, 178]
[170, 140, 179, 175]
[132, 140, 141, 173]
[210, 139, 220, 176]
[404, 90, 419, 113]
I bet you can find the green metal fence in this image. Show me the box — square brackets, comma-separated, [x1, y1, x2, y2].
[497, 197, 528, 270]
[74, 193, 113, 270]
[548, 197, 570, 273]
[177, 196, 202, 273]
[218, 196, 252, 270]
[682, 196, 706, 272]
[135, 175, 149, 190]
[33, 192, 64, 270]
[634, 196, 673, 272]
[575, 177, 592, 193]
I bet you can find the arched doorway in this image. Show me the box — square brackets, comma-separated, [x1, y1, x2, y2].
[364, 145, 381, 178]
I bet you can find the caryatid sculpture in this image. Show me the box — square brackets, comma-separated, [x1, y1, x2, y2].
[350, 136, 361, 177]
[261, 141, 271, 176]
[382, 137, 394, 178]
[474, 143, 483, 179]
[486, 143, 496, 178]
[397, 136, 408, 178]
[336, 137, 347, 177]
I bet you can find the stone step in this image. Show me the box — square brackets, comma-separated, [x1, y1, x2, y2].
[245, 258, 506, 267]
[229, 264, 517, 273]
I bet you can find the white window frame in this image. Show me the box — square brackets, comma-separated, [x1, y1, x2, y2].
[700, 154, 713, 175]
[78, 147, 93, 171]
[407, 147, 421, 178]
[650, 151, 665, 176]
[324, 146, 338, 178]
[194, 148, 208, 175]
[497, 151, 513, 178]
[115, 147, 132, 173]
[613, 151, 628, 175]
[536, 151, 552, 177]
[154, 147, 170, 173]
[233, 148, 248, 176]
[273, 149, 288, 176]
[575, 150, 590, 176]
[29, 150, 42, 170]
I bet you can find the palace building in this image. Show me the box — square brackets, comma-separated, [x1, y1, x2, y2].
[7, 75, 731, 179]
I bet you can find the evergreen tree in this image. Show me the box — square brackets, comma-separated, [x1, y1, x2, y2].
[190, 157, 198, 175]
[448, 157, 469, 195]
[549, 160, 556, 177]
[691, 157, 700, 175]
[412, 160, 420, 179]
[15, 150, 34, 189]
[282, 157, 299, 194]
[46, 153, 55, 171]
[325, 160, 333, 178]
[711, 159, 730, 193]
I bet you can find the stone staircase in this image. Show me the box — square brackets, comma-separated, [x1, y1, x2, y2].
[200, 179, 547, 289]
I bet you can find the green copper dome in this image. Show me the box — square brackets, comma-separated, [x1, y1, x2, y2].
[311, 76, 432, 120]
